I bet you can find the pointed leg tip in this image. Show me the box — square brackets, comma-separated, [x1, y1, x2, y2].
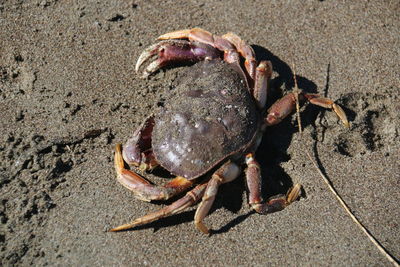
[108, 226, 121, 232]
[195, 221, 210, 235]
[332, 103, 350, 129]
[135, 64, 141, 73]
[108, 225, 124, 232]
[293, 183, 302, 190]
[141, 72, 150, 79]
[109, 223, 134, 232]
[287, 184, 302, 204]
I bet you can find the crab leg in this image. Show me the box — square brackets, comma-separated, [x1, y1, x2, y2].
[253, 60, 273, 109]
[194, 161, 241, 234]
[135, 39, 222, 77]
[306, 94, 349, 127]
[264, 92, 349, 128]
[221, 32, 257, 80]
[110, 182, 208, 232]
[245, 153, 301, 214]
[115, 144, 193, 201]
[158, 28, 236, 54]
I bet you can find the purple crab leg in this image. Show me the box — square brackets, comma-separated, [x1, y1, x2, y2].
[115, 144, 193, 201]
[264, 92, 349, 128]
[245, 153, 301, 214]
[109, 182, 208, 232]
[194, 161, 241, 234]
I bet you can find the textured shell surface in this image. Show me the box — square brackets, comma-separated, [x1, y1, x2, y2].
[152, 60, 260, 179]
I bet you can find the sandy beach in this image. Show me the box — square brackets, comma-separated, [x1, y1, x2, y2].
[1, 0, 399, 266]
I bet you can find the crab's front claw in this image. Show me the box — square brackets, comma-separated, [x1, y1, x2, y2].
[135, 42, 163, 74]
[135, 41, 185, 78]
[135, 40, 221, 78]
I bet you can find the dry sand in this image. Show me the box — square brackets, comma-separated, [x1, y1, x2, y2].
[1, 0, 399, 266]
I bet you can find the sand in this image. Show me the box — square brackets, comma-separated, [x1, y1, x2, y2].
[1, 0, 399, 266]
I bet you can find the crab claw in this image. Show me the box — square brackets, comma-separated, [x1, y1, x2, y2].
[135, 41, 183, 78]
[135, 39, 223, 78]
[135, 43, 161, 74]
[135, 40, 198, 78]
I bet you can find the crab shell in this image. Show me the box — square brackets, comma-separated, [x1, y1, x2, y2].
[152, 59, 260, 179]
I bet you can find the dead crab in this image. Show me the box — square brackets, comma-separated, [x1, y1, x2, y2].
[110, 28, 348, 234]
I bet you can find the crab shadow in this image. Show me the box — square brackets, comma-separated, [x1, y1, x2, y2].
[125, 46, 354, 234]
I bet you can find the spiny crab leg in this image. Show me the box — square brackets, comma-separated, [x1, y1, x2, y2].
[109, 182, 208, 232]
[245, 153, 301, 214]
[265, 92, 350, 128]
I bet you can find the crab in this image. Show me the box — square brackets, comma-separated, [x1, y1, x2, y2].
[110, 28, 349, 234]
